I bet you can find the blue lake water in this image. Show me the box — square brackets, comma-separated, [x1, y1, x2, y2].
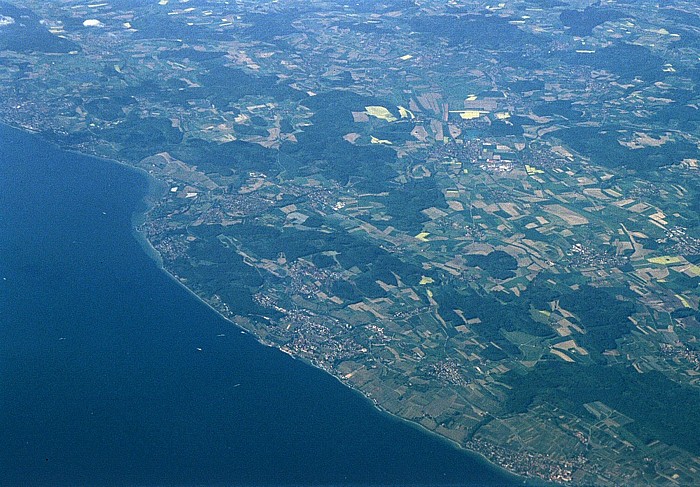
[0, 123, 520, 486]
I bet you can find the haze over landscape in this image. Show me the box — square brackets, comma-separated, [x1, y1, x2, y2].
[1, 0, 700, 485]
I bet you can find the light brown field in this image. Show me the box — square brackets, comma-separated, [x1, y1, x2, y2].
[543, 204, 589, 225]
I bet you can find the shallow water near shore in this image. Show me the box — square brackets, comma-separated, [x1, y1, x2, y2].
[0, 123, 519, 486]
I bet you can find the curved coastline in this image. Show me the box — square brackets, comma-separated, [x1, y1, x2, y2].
[126, 153, 532, 487]
[147, 263, 530, 486]
[1, 120, 530, 486]
[128, 188, 528, 485]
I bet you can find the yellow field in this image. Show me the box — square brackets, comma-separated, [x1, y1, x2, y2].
[398, 105, 415, 119]
[648, 255, 682, 265]
[419, 276, 435, 285]
[456, 110, 482, 120]
[684, 264, 700, 277]
[370, 136, 392, 145]
[365, 106, 397, 122]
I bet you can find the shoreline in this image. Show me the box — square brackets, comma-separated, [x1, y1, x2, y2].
[150, 261, 530, 486]
[1, 120, 532, 486]
[125, 168, 532, 486]
[128, 206, 529, 485]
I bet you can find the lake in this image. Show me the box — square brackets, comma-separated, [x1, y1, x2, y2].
[0, 123, 519, 486]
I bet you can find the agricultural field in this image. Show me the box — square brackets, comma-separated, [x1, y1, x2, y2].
[1, 0, 700, 484]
